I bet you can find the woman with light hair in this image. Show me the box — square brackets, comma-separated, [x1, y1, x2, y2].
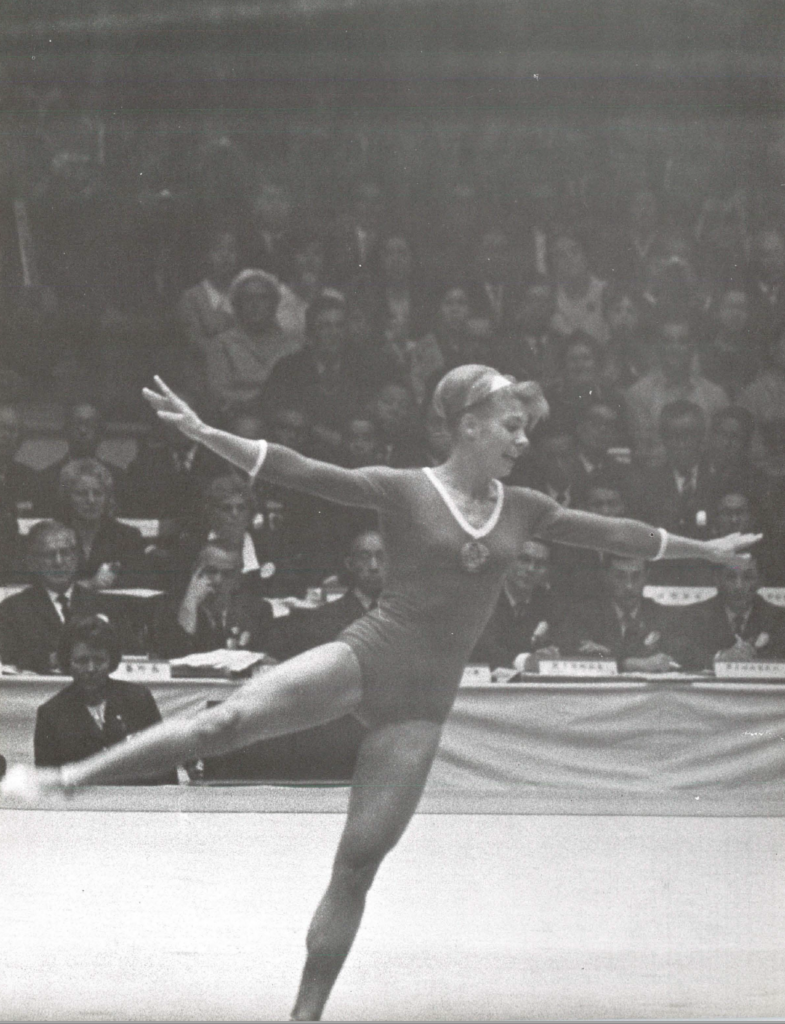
[58, 458, 145, 590]
[6, 367, 759, 1021]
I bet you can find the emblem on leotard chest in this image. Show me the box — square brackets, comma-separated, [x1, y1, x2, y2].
[460, 539, 491, 573]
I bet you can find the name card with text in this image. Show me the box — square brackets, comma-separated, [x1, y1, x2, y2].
[112, 659, 172, 683]
[538, 659, 618, 677]
[714, 661, 785, 679]
[462, 665, 493, 685]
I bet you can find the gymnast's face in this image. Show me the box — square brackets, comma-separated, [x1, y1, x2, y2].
[462, 393, 530, 478]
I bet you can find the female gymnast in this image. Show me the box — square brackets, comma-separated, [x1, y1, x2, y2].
[2, 365, 760, 1021]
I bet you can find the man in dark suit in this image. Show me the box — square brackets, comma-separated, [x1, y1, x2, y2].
[0, 402, 39, 516]
[34, 614, 175, 783]
[151, 543, 275, 659]
[472, 540, 564, 668]
[270, 529, 387, 660]
[0, 521, 116, 673]
[565, 555, 695, 672]
[684, 555, 785, 669]
[467, 227, 523, 335]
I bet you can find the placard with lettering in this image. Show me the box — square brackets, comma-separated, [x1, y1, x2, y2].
[714, 661, 785, 679]
[112, 659, 172, 682]
[461, 664, 493, 685]
[538, 659, 618, 677]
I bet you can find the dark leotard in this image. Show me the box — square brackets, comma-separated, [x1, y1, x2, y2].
[255, 446, 658, 727]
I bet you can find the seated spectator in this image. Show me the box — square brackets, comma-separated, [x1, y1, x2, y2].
[471, 540, 564, 668]
[36, 402, 128, 515]
[684, 555, 785, 668]
[565, 555, 693, 673]
[343, 414, 385, 469]
[630, 401, 714, 540]
[270, 529, 387, 660]
[738, 326, 785, 463]
[245, 180, 295, 280]
[625, 318, 728, 467]
[370, 381, 427, 468]
[151, 543, 274, 659]
[495, 275, 560, 386]
[263, 290, 369, 461]
[326, 178, 384, 286]
[407, 283, 487, 404]
[0, 521, 134, 673]
[699, 288, 760, 400]
[177, 226, 239, 355]
[0, 403, 39, 515]
[550, 233, 609, 346]
[34, 614, 176, 783]
[468, 227, 522, 334]
[527, 422, 586, 508]
[205, 269, 300, 415]
[710, 487, 781, 586]
[603, 282, 652, 385]
[369, 233, 430, 343]
[705, 406, 763, 502]
[59, 459, 146, 590]
[277, 230, 326, 340]
[747, 226, 785, 345]
[605, 188, 664, 291]
[545, 331, 621, 431]
[574, 400, 630, 487]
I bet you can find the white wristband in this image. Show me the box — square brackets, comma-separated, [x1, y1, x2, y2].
[651, 527, 669, 561]
[249, 439, 269, 480]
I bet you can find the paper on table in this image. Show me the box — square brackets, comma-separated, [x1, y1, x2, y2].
[169, 650, 267, 673]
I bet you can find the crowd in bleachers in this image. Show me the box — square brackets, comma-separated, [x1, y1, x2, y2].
[1, 95, 785, 771]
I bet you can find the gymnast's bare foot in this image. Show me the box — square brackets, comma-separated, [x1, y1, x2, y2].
[0, 764, 68, 803]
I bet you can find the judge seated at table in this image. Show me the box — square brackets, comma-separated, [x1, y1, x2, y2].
[0, 521, 133, 673]
[564, 555, 694, 673]
[151, 543, 275, 659]
[684, 554, 785, 669]
[471, 540, 564, 669]
[34, 614, 176, 783]
[269, 529, 387, 661]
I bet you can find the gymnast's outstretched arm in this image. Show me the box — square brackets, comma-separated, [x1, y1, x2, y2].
[525, 491, 761, 566]
[143, 377, 403, 510]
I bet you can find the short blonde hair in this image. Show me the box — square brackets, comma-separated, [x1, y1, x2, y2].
[58, 458, 115, 518]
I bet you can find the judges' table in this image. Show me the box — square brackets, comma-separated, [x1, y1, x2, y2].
[4, 671, 785, 814]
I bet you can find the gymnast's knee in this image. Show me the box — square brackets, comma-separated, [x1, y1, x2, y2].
[330, 847, 388, 897]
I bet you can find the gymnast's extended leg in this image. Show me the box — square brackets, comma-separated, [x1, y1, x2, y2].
[7, 643, 363, 791]
[291, 718, 442, 1021]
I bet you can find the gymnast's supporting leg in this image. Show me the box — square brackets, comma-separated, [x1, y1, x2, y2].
[46, 643, 363, 789]
[291, 719, 442, 1022]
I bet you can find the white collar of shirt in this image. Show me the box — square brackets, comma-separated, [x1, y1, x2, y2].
[503, 582, 532, 611]
[614, 602, 641, 631]
[86, 700, 107, 730]
[47, 585, 74, 622]
[725, 605, 752, 635]
[202, 279, 233, 316]
[353, 588, 375, 612]
[578, 452, 596, 475]
[205, 532, 259, 573]
[673, 466, 698, 495]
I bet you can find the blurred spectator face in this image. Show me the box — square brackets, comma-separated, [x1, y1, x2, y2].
[424, 403, 452, 462]
[0, 405, 21, 464]
[564, 339, 599, 389]
[253, 183, 291, 230]
[270, 408, 308, 451]
[658, 323, 694, 378]
[29, 526, 78, 593]
[606, 293, 640, 340]
[661, 411, 704, 474]
[717, 558, 759, 615]
[345, 531, 387, 601]
[476, 230, 512, 283]
[716, 492, 753, 536]
[439, 287, 471, 333]
[373, 383, 417, 441]
[293, 239, 324, 288]
[381, 237, 412, 283]
[586, 484, 626, 518]
[312, 306, 347, 361]
[577, 403, 620, 459]
[709, 413, 748, 470]
[344, 417, 382, 467]
[716, 290, 749, 335]
[604, 557, 647, 612]
[67, 404, 102, 458]
[234, 279, 280, 333]
[539, 432, 580, 490]
[206, 231, 239, 287]
[70, 640, 112, 701]
[68, 473, 108, 525]
[629, 189, 657, 233]
[507, 540, 550, 600]
[516, 281, 554, 334]
[754, 229, 785, 281]
[553, 236, 588, 286]
[197, 546, 243, 607]
[207, 483, 253, 547]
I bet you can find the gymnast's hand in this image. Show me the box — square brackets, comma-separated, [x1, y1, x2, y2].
[1, 764, 68, 804]
[142, 376, 204, 441]
[702, 532, 763, 568]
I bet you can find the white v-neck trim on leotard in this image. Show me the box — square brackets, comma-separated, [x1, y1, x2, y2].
[422, 467, 504, 539]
